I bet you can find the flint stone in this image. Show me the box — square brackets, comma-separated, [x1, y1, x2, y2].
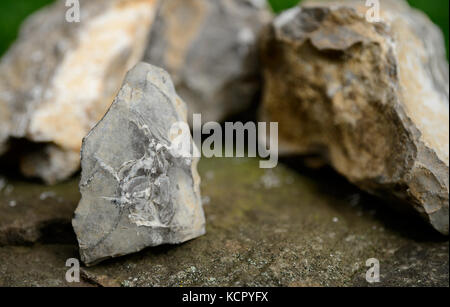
[0, 0, 159, 184]
[145, 0, 272, 123]
[72, 62, 206, 266]
[260, 0, 449, 234]
[0, 178, 79, 246]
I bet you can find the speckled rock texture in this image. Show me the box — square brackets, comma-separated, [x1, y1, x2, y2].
[145, 0, 272, 123]
[1, 158, 447, 286]
[0, 0, 159, 184]
[72, 63, 205, 266]
[260, 0, 449, 235]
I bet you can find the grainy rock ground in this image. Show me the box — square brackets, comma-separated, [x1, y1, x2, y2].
[0, 158, 448, 286]
[145, 0, 272, 123]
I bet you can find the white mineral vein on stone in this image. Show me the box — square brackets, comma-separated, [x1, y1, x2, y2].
[73, 63, 205, 265]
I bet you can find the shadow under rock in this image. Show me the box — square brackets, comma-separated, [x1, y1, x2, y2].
[0, 138, 81, 183]
[0, 138, 43, 182]
[280, 155, 448, 243]
[39, 220, 78, 245]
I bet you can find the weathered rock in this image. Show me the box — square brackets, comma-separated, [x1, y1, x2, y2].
[145, 0, 272, 123]
[72, 62, 206, 266]
[0, 0, 159, 184]
[260, 0, 449, 234]
[0, 244, 94, 287]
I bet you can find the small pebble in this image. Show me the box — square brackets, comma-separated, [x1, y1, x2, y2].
[205, 171, 215, 181]
[202, 196, 211, 205]
[260, 170, 281, 189]
[40, 191, 56, 200]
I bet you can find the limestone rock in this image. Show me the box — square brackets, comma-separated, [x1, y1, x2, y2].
[260, 0, 449, 234]
[145, 0, 272, 123]
[0, 245, 94, 287]
[0, 0, 159, 184]
[72, 62, 205, 266]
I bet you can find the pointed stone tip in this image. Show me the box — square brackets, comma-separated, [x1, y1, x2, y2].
[124, 61, 177, 101]
[72, 62, 205, 266]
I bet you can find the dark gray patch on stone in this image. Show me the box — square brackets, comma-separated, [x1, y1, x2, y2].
[72, 63, 205, 266]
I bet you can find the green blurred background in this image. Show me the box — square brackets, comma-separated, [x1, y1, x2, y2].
[0, 0, 448, 58]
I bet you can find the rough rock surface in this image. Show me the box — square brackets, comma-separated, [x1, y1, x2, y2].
[72, 63, 205, 266]
[0, 0, 159, 184]
[145, 0, 272, 123]
[1, 158, 448, 286]
[0, 244, 94, 287]
[260, 0, 449, 234]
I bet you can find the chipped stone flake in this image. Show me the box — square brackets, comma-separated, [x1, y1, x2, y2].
[72, 62, 205, 266]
